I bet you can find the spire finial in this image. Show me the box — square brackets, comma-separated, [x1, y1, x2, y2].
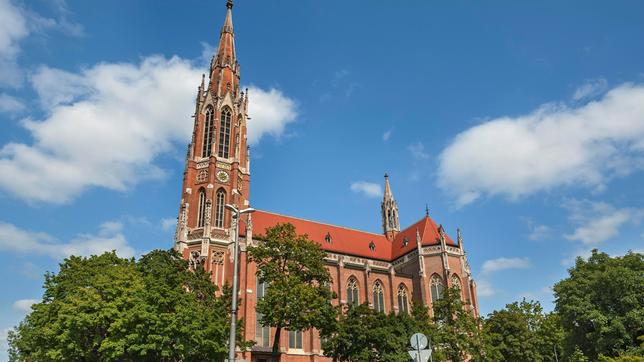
[425, 204, 429, 217]
[226, 0, 233, 9]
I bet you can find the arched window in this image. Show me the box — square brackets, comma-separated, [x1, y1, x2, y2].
[202, 106, 215, 157]
[347, 277, 359, 306]
[255, 277, 270, 347]
[451, 275, 462, 300]
[430, 274, 444, 304]
[218, 107, 232, 158]
[214, 188, 226, 228]
[197, 189, 206, 228]
[397, 284, 409, 314]
[373, 281, 385, 312]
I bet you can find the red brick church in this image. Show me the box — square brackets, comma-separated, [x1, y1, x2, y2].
[174, 2, 479, 361]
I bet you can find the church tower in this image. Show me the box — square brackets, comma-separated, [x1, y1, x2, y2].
[381, 173, 400, 240]
[175, 0, 250, 265]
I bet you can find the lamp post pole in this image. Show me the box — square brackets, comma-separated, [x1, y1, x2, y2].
[226, 204, 255, 362]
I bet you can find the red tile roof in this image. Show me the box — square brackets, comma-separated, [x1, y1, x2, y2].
[245, 210, 458, 262]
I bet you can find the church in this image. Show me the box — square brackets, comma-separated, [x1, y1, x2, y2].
[173, 2, 479, 361]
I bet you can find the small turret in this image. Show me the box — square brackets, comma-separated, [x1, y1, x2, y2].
[381, 173, 400, 240]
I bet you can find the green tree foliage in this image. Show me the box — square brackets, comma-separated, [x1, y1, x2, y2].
[248, 223, 337, 356]
[8, 250, 246, 362]
[430, 286, 486, 362]
[321, 303, 416, 362]
[553, 250, 644, 360]
[323, 286, 485, 362]
[483, 299, 564, 362]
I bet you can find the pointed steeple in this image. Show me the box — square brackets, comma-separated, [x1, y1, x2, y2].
[381, 173, 400, 240]
[222, 0, 234, 34]
[210, 0, 238, 91]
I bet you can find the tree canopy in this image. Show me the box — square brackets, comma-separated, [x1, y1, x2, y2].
[248, 222, 337, 355]
[484, 299, 564, 362]
[553, 250, 644, 360]
[8, 249, 247, 362]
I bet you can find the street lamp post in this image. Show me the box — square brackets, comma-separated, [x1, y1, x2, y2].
[225, 204, 255, 362]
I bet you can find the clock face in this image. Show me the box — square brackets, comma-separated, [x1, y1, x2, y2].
[216, 170, 229, 183]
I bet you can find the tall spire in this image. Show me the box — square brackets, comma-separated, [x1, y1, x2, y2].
[209, 0, 238, 95]
[222, 0, 234, 34]
[381, 173, 400, 240]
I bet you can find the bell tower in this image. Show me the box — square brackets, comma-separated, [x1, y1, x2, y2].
[381, 173, 400, 240]
[175, 0, 250, 260]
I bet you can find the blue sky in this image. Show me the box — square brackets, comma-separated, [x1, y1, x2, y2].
[1, 0, 644, 357]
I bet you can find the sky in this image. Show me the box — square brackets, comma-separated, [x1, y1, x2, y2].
[1, 0, 644, 358]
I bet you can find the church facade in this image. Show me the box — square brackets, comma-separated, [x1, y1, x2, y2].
[173, 2, 479, 361]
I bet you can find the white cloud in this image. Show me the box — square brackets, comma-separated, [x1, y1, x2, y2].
[246, 85, 298, 145]
[0, 0, 28, 87]
[0, 0, 83, 88]
[382, 130, 392, 142]
[528, 224, 551, 241]
[573, 78, 608, 101]
[0, 56, 199, 203]
[476, 279, 495, 297]
[408, 141, 429, 160]
[0, 328, 9, 361]
[481, 257, 531, 274]
[563, 199, 643, 245]
[0, 55, 297, 204]
[161, 217, 176, 232]
[437, 84, 644, 207]
[350, 181, 382, 198]
[12, 299, 37, 313]
[0, 220, 135, 259]
[0, 93, 24, 113]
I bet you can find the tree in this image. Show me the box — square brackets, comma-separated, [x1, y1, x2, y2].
[321, 303, 418, 362]
[8, 249, 247, 361]
[483, 299, 563, 362]
[553, 250, 643, 360]
[248, 223, 337, 356]
[430, 286, 486, 362]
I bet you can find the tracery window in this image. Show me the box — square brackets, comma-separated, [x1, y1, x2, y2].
[218, 107, 232, 158]
[430, 274, 444, 305]
[347, 277, 359, 306]
[451, 275, 462, 300]
[373, 281, 385, 313]
[197, 189, 206, 228]
[202, 106, 215, 157]
[255, 277, 270, 347]
[397, 284, 409, 314]
[214, 188, 226, 228]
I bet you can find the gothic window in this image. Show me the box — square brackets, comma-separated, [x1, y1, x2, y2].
[218, 107, 232, 158]
[451, 275, 463, 300]
[369, 241, 376, 251]
[288, 330, 303, 349]
[197, 189, 206, 228]
[255, 277, 270, 347]
[347, 277, 359, 306]
[388, 210, 393, 228]
[397, 284, 409, 314]
[202, 106, 215, 157]
[325, 232, 332, 243]
[373, 281, 385, 313]
[212, 250, 225, 287]
[402, 236, 409, 247]
[214, 188, 226, 228]
[430, 274, 444, 305]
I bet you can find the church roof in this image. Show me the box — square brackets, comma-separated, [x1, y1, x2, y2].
[247, 210, 458, 262]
